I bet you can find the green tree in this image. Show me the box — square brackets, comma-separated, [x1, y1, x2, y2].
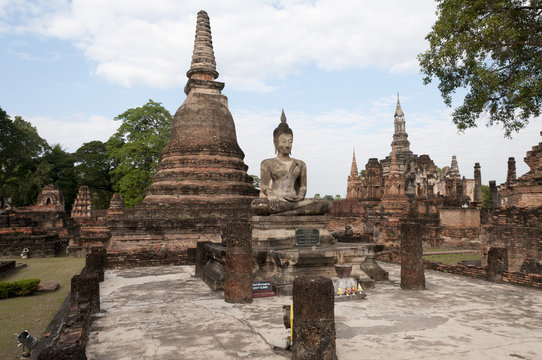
[1, 110, 50, 207]
[42, 144, 77, 211]
[74, 141, 114, 209]
[5, 144, 76, 210]
[107, 100, 172, 207]
[482, 184, 490, 208]
[249, 175, 260, 190]
[418, 0, 542, 137]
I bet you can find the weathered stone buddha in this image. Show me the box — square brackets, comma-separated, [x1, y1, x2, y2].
[251, 110, 331, 216]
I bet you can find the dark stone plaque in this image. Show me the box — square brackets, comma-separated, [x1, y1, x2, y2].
[295, 229, 320, 247]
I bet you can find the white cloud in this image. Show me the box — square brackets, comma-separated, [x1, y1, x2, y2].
[26, 114, 118, 151]
[1, 0, 437, 91]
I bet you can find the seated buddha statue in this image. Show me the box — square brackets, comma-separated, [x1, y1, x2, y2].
[251, 110, 332, 216]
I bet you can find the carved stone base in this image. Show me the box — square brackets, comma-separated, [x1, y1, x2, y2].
[201, 260, 225, 291]
[198, 216, 387, 296]
[359, 245, 389, 281]
[253, 245, 375, 296]
[250, 215, 333, 248]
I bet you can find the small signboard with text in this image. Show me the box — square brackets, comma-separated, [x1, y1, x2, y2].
[295, 228, 320, 247]
[252, 280, 276, 298]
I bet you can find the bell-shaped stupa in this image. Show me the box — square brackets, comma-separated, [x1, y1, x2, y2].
[107, 11, 258, 266]
[143, 10, 257, 206]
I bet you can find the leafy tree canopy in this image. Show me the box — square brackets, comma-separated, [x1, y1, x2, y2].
[4, 144, 76, 210]
[106, 100, 172, 207]
[482, 184, 490, 207]
[74, 141, 114, 209]
[418, 0, 542, 137]
[1, 109, 50, 206]
[314, 194, 342, 201]
[40, 144, 77, 211]
[249, 175, 260, 190]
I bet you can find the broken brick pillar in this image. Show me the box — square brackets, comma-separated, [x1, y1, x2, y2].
[473, 162, 483, 204]
[507, 157, 517, 184]
[292, 277, 336, 360]
[224, 222, 253, 303]
[71, 273, 100, 313]
[487, 247, 508, 282]
[489, 180, 500, 208]
[85, 247, 106, 282]
[400, 220, 425, 290]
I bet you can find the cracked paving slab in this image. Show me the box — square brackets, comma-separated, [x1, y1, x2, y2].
[86, 263, 542, 360]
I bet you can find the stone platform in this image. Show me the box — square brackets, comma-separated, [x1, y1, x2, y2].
[201, 214, 387, 295]
[201, 241, 385, 296]
[86, 263, 542, 360]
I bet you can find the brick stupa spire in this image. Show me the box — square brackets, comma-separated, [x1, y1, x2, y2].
[186, 10, 218, 81]
[346, 148, 363, 199]
[450, 155, 460, 180]
[350, 148, 359, 177]
[392, 93, 411, 155]
[184, 10, 225, 96]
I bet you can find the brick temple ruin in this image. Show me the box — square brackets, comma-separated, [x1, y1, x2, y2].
[481, 132, 542, 277]
[332, 96, 483, 248]
[0, 185, 76, 257]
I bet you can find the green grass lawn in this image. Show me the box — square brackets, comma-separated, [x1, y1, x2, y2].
[422, 248, 481, 265]
[0, 257, 85, 360]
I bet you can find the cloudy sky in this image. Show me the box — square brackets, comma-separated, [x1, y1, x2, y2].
[1, 0, 540, 197]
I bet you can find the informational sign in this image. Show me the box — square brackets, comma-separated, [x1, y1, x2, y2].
[253, 280, 272, 292]
[253, 280, 275, 298]
[295, 228, 320, 247]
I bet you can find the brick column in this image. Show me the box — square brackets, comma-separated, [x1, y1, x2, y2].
[473, 162, 483, 204]
[224, 222, 253, 303]
[489, 180, 499, 208]
[400, 220, 425, 290]
[71, 273, 100, 313]
[507, 157, 516, 184]
[85, 247, 106, 282]
[292, 277, 336, 360]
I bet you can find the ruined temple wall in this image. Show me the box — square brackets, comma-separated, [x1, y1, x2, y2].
[480, 207, 542, 273]
[106, 206, 227, 268]
[0, 212, 63, 257]
[67, 210, 110, 257]
[499, 185, 542, 208]
[438, 208, 481, 247]
[329, 198, 379, 237]
[463, 179, 475, 202]
[329, 198, 363, 218]
[439, 208, 480, 227]
[15, 209, 76, 240]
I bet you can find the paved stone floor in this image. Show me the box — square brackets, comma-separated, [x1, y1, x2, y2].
[86, 263, 542, 360]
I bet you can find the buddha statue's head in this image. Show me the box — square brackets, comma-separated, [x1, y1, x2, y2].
[273, 109, 293, 155]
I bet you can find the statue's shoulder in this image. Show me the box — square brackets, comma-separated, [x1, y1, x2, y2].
[261, 158, 276, 167]
[294, 159, 306, 168]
